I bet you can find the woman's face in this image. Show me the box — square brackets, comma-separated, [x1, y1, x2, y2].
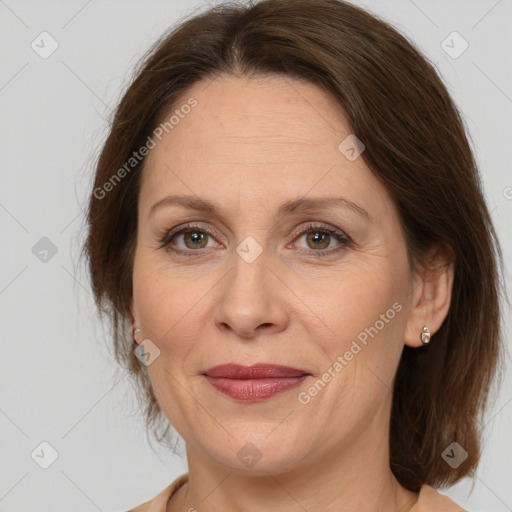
[131, 74, 422, 474]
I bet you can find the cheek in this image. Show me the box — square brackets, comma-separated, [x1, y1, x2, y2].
[306, 261, 408, 394]
[132, 256, 206, 429]
[132, 252, 215, 362]
[304, 263, 402, 342]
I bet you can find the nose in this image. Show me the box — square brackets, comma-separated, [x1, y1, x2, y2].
[213, 250, 289, 340]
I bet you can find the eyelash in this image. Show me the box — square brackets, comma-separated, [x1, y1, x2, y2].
[158, 222, 352, 258]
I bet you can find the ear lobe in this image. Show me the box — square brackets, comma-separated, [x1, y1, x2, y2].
[404, 244, 455, 348]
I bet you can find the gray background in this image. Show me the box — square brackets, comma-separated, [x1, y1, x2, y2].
[0, 0, 511, 510]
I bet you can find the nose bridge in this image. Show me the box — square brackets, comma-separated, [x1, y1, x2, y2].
[228, 235, 271, 306]
[214, 235, 285, 336]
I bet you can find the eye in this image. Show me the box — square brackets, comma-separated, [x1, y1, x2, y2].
[159, 224, 219, 255]
[159, 222, 351, 257]
[291, 223, 351, 257]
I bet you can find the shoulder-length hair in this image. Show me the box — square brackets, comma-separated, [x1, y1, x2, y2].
[82, 0, 506, 492]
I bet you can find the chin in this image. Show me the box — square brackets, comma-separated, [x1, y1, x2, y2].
[201, 433, 311, 476]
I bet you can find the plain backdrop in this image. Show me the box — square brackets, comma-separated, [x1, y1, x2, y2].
[0, 0, 511, 510]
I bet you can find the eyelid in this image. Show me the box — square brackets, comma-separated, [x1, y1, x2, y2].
[158, 222, 223, 250]
[289, 222, 351, 254]
[289, 221, 347, 242]
[159, 221, 351, 255]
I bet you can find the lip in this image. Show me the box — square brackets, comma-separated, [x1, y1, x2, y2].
[204, 363, 309, 379]
[203, 364, 310, 402]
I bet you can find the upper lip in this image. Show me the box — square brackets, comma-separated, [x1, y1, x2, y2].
[203, 363, 310, 379]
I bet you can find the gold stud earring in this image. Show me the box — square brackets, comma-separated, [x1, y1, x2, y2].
[420, 323, 431, 344]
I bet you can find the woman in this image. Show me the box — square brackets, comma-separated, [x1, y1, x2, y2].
[83, 0, 505, 510]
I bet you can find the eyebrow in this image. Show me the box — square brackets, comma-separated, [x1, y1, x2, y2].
[148, 194, 371, 221]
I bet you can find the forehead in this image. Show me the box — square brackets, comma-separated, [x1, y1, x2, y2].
[140, 75, 393, 220]
[147, 74, 350, 161]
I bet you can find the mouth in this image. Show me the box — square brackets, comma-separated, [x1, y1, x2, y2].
[202, 363, 311, 402]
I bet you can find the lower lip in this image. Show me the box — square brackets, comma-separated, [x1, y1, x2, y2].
[205, 376, 308, 401]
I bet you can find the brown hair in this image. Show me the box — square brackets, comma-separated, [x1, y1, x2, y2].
[82, 0, 506, 492]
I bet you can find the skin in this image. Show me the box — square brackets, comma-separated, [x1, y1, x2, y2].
[130, 74, 454, 512]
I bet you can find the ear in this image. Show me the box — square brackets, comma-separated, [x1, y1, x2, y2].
[129, 297, 137, 328]
[404, 244, 455, 348]
[129, 298, 142, 344]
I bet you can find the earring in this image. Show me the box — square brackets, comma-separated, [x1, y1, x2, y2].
[420, 323, 431, 344]
[133, 328, 141, 344]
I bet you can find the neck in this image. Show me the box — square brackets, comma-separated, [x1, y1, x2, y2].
[169, 398, 419, 512]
